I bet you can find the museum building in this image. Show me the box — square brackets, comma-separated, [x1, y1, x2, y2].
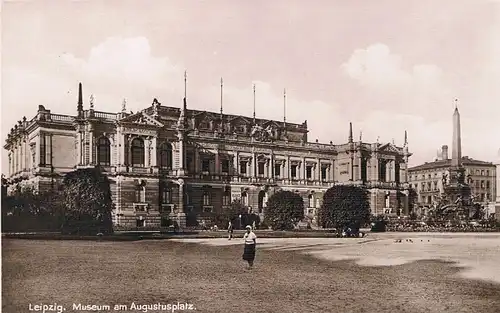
[4, 82, 412, 228]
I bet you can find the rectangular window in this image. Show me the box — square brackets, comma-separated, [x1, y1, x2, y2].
[321, 167, 327, 181]
[221, 159, 229, 173]
[486, 181, 490, 189]
[222, 193, 231, 206]
[274, 164, 281, 177]
[306, 166, 313, 179]
[203, 192, 211, 206]
[291, 165, 297, 179]
[162, 188, 172, 204]
[239, 161, 247, 174]
[202, 159, 210, 172]
[258, 162, 265, 175]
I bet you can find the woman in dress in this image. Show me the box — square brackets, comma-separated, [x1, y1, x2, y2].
[242, 225, 257, 269]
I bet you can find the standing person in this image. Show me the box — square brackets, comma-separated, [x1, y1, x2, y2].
[242, 225, 257, 269]
[228, 221, 234, 240]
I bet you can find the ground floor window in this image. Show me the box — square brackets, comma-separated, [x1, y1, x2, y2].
[136, 219, 145, 227]
[203, 191, 211, 206]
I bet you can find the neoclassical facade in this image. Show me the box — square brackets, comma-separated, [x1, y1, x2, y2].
[4, 83, 412, 228]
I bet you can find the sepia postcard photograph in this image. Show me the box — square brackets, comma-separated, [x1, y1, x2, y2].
[1, 0, 500, 312]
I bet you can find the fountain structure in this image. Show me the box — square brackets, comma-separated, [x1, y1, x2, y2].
[432, 106, 480, 220]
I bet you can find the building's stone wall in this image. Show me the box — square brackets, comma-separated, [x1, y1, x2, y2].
[4, 100, 412, 229]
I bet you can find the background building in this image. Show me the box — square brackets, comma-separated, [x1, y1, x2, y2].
[4, 82, 412, 228]
[408, 146, 497, 207]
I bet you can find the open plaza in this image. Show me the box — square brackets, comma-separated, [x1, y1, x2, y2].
[3, 232, 500, 313]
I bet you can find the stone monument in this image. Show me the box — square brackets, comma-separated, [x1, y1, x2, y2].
[442, 107, 471, 205]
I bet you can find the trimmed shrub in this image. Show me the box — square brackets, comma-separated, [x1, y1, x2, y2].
[264, 190, 304, 230]
[318, 185, 371, 234]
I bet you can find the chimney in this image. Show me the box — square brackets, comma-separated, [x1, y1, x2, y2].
[442, 145, 449, 160]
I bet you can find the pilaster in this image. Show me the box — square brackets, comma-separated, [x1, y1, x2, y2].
[316, 158, 321, 181]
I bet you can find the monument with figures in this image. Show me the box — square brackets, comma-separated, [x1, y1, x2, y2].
[432, 105, 478, 220]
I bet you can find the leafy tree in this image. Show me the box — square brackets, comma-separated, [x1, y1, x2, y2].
[213, 199, 247, 229]
[60, 168, 114, 234]
[2, 181, 63, 232]
[318, 185, 371, 234]
[264, 190, 304, 230]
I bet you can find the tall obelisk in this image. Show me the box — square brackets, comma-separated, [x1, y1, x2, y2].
[451, 106, 462, 168]
[443, 103, 470, 204]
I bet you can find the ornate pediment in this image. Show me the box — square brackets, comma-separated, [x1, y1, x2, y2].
[262, 120, 282, 128]
[379, 143, 401, 153]
[120, 111, 164, 127]
[193, 111, 218, 121]
[228, 116, 252, 125]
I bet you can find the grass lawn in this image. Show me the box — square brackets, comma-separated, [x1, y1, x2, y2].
[3, 239, 500, 313]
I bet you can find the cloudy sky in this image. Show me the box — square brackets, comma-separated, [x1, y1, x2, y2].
[2, 0, 500, 172]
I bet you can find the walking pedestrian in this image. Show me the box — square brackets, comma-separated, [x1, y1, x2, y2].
[228, 221, 234, 240]
[242, 225, 257, 269]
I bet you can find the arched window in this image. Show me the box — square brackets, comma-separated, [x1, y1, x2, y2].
[131, 138, 145, 167]
[308, 194, 314, 208]
[97, 137, 111, 166]
[159, 142, 173, 168]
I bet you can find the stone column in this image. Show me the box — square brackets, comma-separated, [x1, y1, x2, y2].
[194, 147, 200, 173]
[20, 140, 25, 171]
[391, 160, 396, 182]
[235, 152, 239, 176]
[316, 158, 321, 181]
[302, 157, 306, 180]
[385, 160, 391, 182]
[151, 137, 157, 167]
[330, 160, 335, 182]
[144, 138, 151, 168]
[88, 130, 94, 165]
[270, 157, 274, 178]
[251, 153, 256, 177]
[285, 156, 290, 180]
[215, 151, 220, 174]
[13, 146, 17, 174]
[35, 135, 41, 167]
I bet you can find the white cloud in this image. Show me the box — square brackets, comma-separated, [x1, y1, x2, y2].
[341, 43, 451, 119]
[62, 37, 180, 86]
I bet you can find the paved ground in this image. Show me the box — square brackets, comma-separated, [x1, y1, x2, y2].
[3, 235, 500, 313]
[175, 232, 500, 284]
